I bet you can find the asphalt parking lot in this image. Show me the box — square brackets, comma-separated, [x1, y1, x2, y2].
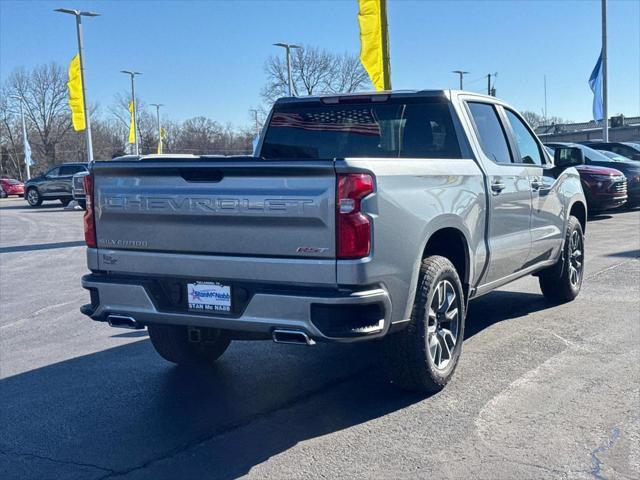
[0, 196, 638, 480]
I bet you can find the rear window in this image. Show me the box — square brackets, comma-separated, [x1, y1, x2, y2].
[261, 100, 461, 159]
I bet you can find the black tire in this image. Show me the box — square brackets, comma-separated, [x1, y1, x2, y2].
[25, 188, 42, 207]
[148, 324, 231, 366]
[60, 198, 72, 207]
[77, 200, 86, 210]
[538, 215, 584, 303]
[0, 189, 7, 199]
[383, 255, 466, 393]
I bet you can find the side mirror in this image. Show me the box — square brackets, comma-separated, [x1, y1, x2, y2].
[554, 147, 584, 169]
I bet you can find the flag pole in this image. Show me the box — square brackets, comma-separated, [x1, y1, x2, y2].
[380, 0, 391, 90]
[55, 9, 99, 163]
[601, 0, 608, 141]
[18, 98, 31, 179]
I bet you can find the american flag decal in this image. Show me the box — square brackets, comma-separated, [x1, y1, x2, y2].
[271, 109, 381, 136]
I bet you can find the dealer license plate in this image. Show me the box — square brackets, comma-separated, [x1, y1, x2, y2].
[187, 281, 232, 313]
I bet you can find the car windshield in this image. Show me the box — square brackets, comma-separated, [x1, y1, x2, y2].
[4, 179, 21, 184]
[623, 142, 640, 150]
[261, 99, 462, 159]
[599, 150, 630, 162]
[578, 144, 629, 163]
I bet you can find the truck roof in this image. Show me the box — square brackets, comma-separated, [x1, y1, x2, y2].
[274, 89, 498, 105]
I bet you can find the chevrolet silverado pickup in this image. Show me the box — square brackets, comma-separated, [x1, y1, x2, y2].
[80, 90, 587, 392]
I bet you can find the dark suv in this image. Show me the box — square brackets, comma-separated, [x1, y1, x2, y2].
[581, 141, 640, 161]
[24, 163, 88, 207]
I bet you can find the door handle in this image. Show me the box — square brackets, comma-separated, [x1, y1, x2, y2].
[491, 181, 506, 194]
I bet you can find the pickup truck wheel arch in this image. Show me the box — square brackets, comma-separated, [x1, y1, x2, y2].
[569, 201, 587, 234]
[420, 227, 471, 294]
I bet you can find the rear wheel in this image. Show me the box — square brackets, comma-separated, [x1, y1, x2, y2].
[384, 255, 466, 393]
[60, 198, 72, 207]
[77, 200, 86, 210]
[148, 324, 231, 366]
[26, 188, 42, 207]
[539, 215, 584, 303]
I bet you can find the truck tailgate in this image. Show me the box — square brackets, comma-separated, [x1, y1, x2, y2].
[92, 159, 336, 263]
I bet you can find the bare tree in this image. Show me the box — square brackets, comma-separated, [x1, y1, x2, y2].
[522, 110, 570, 129]
[261, 45, 370, 104]
[5, 64, 73, 167]
[0, 90, 27, 179]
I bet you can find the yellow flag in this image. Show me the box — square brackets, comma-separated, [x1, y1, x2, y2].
[67, 54, 85, 131]
[357, 0, 391, 91]
[157, 127, 166, 154]
[128, 101, 136, 144]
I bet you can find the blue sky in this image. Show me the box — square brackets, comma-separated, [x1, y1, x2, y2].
[1, 0, 638, 129]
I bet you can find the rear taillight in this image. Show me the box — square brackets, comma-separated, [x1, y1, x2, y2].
[83, 174, 96, 248]
[336, 173, 374, 259]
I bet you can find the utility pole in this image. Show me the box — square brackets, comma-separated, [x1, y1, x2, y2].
[544, 75, 548, 122]
[273, 43, 301, 96]
[150, 103, 163, 154]
[249, 109, 260, 133]
[453, 70, 469, 90]
[121, 70, 141, 154]
[486, 72, 498, 96]
[601, 0, 609, 141]
[55, 8, 99, 163]
[11, 95, 31, 179]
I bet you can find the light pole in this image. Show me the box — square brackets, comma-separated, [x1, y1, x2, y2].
[273, 43, 301, 96]
[121, 70, 141, 154]
[10, 95, 31, 179]
[150, 103, 163, 154]
[452, 70, 469, 90]
[55, 8, 99, 163]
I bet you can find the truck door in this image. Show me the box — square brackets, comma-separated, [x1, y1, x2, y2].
[502, 108, 564, 265]
[465, 101, 532, 284]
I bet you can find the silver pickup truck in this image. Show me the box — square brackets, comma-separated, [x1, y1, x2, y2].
[80, 90, 587, 392]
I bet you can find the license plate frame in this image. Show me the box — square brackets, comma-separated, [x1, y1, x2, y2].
[186, 281, 232, 314]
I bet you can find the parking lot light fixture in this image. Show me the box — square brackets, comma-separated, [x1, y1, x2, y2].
[273, 43, 301, 96]
[55, 8, 100, 163]
[150, 103, 164, 154]
[121, 70, 142, 155]
[452, 70, 470, 90]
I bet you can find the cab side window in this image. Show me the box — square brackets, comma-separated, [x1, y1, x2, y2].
[47, 167, 60, 177]
[467, 102, 512, 164]
[505, 110, 544, 166]
[59, 165, 84, 176]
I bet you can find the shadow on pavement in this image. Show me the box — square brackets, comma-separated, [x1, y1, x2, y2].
[0, 240, 86, 254]
[606, 248, 640, 259]
[0, 288, 555, 479]
[466, 289, 552, 338]
[0, 203, 60, 211]
[587, 213, 614, 221]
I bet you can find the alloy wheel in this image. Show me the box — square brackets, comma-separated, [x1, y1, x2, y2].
[568, 230, 583, 287]
[27, 190, 38, 205]
[426, 279, 461, 370]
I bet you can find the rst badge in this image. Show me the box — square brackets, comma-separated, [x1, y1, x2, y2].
[296, 246, 329, 254]
[187, 281, 231, 313]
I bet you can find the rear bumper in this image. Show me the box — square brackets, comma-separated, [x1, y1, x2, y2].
[81, 273, 393, 343]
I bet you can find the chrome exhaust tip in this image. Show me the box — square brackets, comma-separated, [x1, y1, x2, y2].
[107, 314, 143, 330]
[272, 329, 316, 346]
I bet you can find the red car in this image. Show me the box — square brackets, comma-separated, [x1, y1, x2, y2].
[575, 165, 627, 214]
[0, 178, 25, 197]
